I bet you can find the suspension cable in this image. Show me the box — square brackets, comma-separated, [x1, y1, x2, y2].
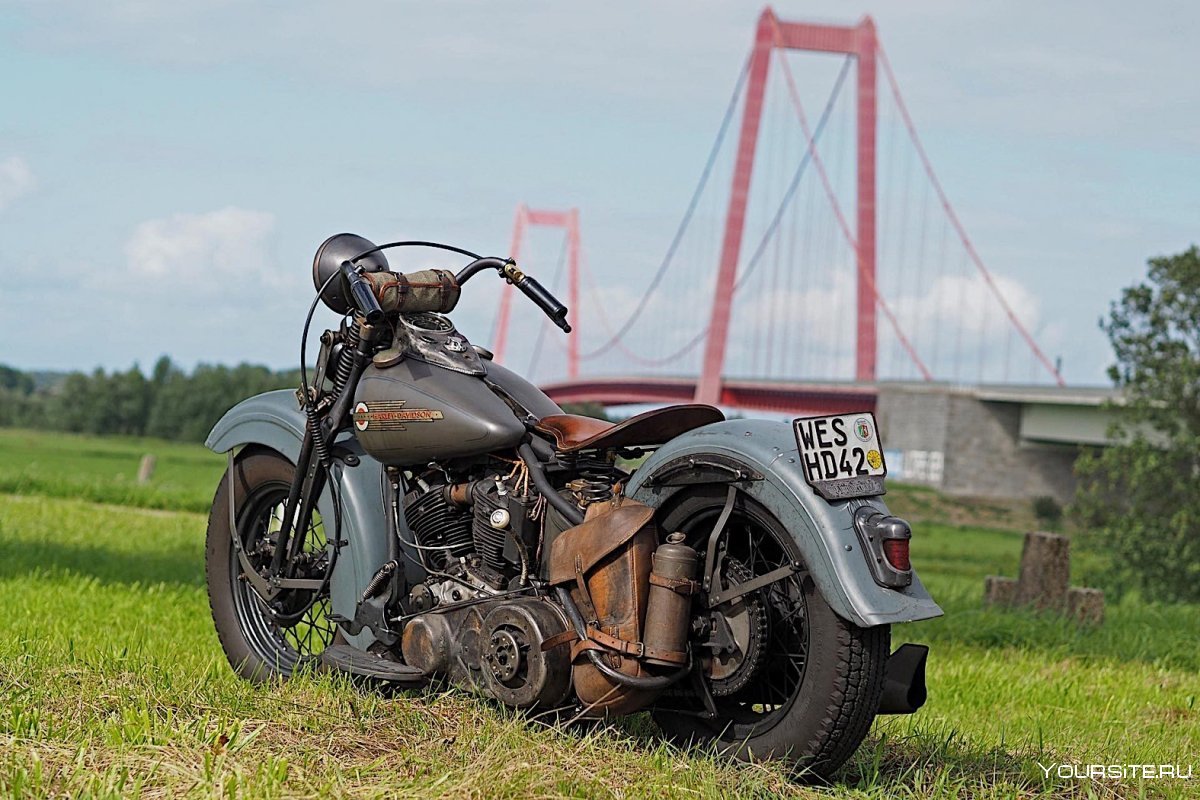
[772, 41, 933, 382]
[579, 250, 707, 367]
[579, 52, 851, 367]
[731, 56, 852, 293]
[877, 44, 1065, 386]
[577, 55, 751, 360]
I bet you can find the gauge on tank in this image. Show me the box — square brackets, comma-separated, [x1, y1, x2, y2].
[401, 312, 456, 333]
[389, 311, 486, 377]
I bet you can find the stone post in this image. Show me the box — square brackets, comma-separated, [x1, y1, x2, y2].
[1012, 532, 1070, 611]
[983, 531, 1104, 624]
[137, 454, 157, 485]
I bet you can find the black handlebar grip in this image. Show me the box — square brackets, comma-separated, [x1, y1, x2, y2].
[516, 274, 571, 332]
[340, 261, 384, 325]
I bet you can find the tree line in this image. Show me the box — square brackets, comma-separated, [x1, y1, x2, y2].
[0, 357, 300, 443]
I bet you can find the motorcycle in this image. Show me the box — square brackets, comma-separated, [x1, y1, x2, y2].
[204, 233, 942, 778]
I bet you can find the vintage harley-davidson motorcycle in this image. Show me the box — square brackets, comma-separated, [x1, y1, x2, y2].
[205, 233, 941, 778]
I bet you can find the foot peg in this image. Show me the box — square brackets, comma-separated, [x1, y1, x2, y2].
[320, 644, 427, 686]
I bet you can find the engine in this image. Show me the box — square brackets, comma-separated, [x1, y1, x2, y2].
[402, 454, 621, 588]
[397, 455, 697, 714]
[398, 465, 557, 707]
[402, 482, 473, 571]
[402, 468, 545, 586]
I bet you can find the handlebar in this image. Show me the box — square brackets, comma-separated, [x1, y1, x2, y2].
[342, 254, 570, 333]
[455, 256, 508, 285]
[515, 273, 570, 332]
[340, 260, 384, 325]
[456, 257, 571, 333]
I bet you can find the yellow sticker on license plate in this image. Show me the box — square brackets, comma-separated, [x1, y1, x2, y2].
[792, 412, 887, 500]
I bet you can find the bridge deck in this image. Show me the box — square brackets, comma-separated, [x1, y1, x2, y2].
[539, 376, 878, 415]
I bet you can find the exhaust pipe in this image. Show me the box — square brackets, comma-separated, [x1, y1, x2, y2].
[877, 643, 928, 714]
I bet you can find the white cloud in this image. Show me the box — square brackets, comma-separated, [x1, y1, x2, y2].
[0, 156, 35, 211]
[125, 206, 276, 287]
[725, 266, 1052, 381]
[498, 247, 1059, 384]
[736, 267, 1043, 351]
[738, 270, 857, 348]
[887, 270, 1052, 380]
[892, 271, 1040, 340]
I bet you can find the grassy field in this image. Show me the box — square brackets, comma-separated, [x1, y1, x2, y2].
[0, 430, 1197, 798]
[0, 429, 225, 513]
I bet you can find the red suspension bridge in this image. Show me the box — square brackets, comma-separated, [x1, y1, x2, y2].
[489, 7, 1064, 416]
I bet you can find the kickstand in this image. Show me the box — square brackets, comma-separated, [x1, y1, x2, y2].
[690, 665, 720, 720]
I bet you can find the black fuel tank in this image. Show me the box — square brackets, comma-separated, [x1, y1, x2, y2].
[352, 360, 526, 466]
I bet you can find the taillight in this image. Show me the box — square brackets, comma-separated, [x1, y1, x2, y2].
[853, 507, 913, 588]
[882, 537, 910, 571]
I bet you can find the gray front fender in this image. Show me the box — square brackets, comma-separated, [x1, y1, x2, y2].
[626, 419, 942, 628]
[206, 390, 395, 646]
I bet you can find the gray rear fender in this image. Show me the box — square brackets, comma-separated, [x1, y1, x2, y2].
[206, 390, 399, 649]
[626, 419, 943, 628]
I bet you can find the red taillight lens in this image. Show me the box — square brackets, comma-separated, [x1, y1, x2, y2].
[882, 538, 910, 571]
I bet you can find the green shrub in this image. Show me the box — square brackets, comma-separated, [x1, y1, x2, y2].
[1031, 495, 1063, 529]
[1074, 245, 1200, 603]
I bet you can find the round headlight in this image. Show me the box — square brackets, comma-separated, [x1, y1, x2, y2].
[312, 233, 389, 314]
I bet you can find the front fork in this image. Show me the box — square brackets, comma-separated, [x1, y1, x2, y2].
[237, 315, 379, 599]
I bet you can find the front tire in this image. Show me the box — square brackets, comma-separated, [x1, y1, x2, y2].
[651, 487, 890, 780]
[206, 449, 337, 682]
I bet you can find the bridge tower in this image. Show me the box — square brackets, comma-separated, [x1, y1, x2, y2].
[493, 204, 581, 379]
[696, 8, 879, 405]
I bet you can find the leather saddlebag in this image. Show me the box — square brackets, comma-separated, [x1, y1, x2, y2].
[547, 496, 659, 715]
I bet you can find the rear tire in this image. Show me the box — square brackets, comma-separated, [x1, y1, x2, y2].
[650, 487, 889, 780]
[206, 449, 337, 683]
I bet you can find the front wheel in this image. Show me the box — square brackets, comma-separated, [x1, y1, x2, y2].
[205, 449, 337, 682]
[651, 486, 890, 780]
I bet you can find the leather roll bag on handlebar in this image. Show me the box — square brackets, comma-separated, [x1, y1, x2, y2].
[364, 269, 461, 314]
[547, 497, 662, 715]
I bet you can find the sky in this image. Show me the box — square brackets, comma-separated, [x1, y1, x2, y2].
[0, 0, 1195, 387]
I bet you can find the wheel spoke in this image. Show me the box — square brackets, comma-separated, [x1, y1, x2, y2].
[232, 482, 333, 669]
[674, 500, 811, 734]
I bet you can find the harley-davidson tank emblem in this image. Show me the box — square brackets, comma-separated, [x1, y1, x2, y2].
[353, 400, 444, 432]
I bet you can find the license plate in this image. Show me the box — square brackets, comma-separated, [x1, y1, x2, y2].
[793, 412, 887, 500]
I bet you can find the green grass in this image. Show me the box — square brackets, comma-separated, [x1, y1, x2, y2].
[0, 429, 224, 513]
[0, 430, 1197, 798]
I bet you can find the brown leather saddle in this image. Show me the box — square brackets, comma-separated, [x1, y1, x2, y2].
[534, 404, 724, 452]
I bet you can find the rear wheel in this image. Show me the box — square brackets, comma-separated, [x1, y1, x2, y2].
[651, 486, 889, 780]
[205, 450, 337, 682]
